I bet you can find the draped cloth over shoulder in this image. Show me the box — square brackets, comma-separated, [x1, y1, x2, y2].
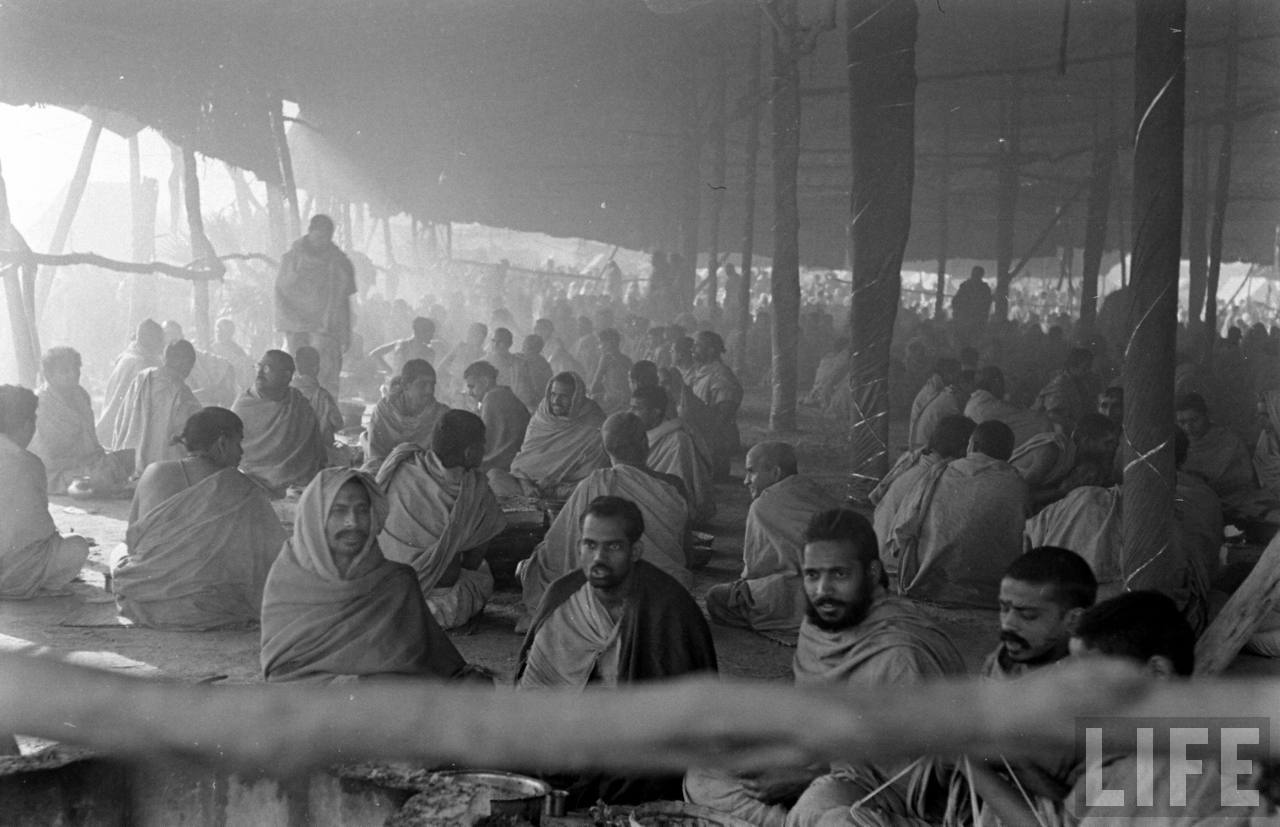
[509, 373, 607, 492]
[0, 435, 88, 598]
[111, 367, 202, 474]
[30, 383, 129, 493]
[706, 475, 841, 634]
[97, 344, 158, 445]
[260, 468, 465, 684]
[362, 391, 449, 473]
[114, 468, 285, 630]
[519, 465, 690, 613]
[646, 419, 715, 524]
[376, 445, 506, 628]
[232, 387, 326, 491]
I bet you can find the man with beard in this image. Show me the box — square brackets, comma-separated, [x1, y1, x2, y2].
[517, 495, 716, 808]
[686, 509, 964, 826]
[497, 371, 607, 499]
[232, 350, 326, 494]
[274, 214, 356, 397]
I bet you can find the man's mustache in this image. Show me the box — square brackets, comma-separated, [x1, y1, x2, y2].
[1000, 630, 1030, 648]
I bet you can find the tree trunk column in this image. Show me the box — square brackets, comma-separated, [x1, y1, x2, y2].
[1122, 0, 1185, 594]
[1079, 135, 1114, 339]
[769, 0, 802, 433]
[735, 14, 763, 378]
[847, 0, 918, 492]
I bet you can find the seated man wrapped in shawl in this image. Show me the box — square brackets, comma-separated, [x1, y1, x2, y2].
[871, 414, 975, 563]
[29, 347, 132, 495]
[688, 331, 744, 479]
[976, 592, 1275, 825]
[629, 384, 715, 525]
[112, 408, 285, 630]
[495, 371, 607, 499]
[111, 339, 202, 474]
[162, 320, 238, 408]
[290, 346, 345, 467]
[911, 367, 973, 453]
[0, 386, 92, 598]
[885, 420, 1029, 608]
[963, 365, 1051, 449]
[260, 467, 478, 685]
[1178, 391, 1280, 526]
[232, 349, 326, 494]
[97, 318, 164, 445]
[518, 495, 717, 809]
[705, 441, 841, 634]
[518, 413, 692, 619]
[1010, 413, 1120, 511]
[802, 337, 850, 410]
[687, 509, 966, 827]
[1030, 346, 1097, 431]
[362, 358, 449, 473]
[906, 357, 960, 450]
[657, 364, 720, 463]
[464, 360, 530, 475]
[376, 410, 507, 630]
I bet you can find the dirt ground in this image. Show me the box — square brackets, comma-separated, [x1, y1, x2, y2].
[4, 384, 1272, 695]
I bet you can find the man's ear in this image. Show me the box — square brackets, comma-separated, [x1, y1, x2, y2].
[630, 539, 644, 561]
[868, 559, 885, 589]
[1063, 606, 1086, 635]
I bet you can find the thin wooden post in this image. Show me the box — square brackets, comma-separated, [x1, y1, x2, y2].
[993, 78, 1021, 321]
[266, 183, 287, 255]
[1203, 0, 1239, 357]
[35, 114, 102, 318]
[167, 142, 183, 240]
[0, 162, 38, 386]
[1079, 130, 1114, 338]
[934, 112, 951, 320]
[678, 51, 702, 316]
[181, 148, 218, 348]
[1186, 124, 1209, 333]
[444, 221, 453, 261]
[848, 0, 918, 492]
[735, 13, 762, 378]
[268, 95, 302, 240]
[129, 134, 159, 326]
[1121, 0, 1185, 596]
[704, 43, 728, 317]
[769, 0, 802, 432]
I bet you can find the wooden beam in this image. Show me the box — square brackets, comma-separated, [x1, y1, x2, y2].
[181, 148, 220, 348]
[1203, 0, 1240, 356]
[1196, 532, 1280, 675]
[734, 13, 762, 380]
[269, 95, 302, 240]
[0, 161, 40, 386]
[35, 114, 102, 319]
[0, 251, 251, 281]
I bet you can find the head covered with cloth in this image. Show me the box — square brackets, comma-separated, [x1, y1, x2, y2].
[260, 467, 470, 684]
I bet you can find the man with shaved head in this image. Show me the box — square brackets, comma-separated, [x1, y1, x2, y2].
[884, 420, 1029, 607]
[517, 412, 692, 626]
[376, 410, 507, 629]
[98, 318, 166, 445]
[704, 441, 841, 634]
[232, 349, 326, 494]
[110, 339, 203, 474]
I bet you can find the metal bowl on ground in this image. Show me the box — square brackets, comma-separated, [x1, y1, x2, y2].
[434, 770, 550, 822]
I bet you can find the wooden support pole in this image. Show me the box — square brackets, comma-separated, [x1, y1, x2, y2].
[848, 0, 918, 492]
[1203, 0, 1239, 356]
[0, 161, 38, 386]
[992, 79, 1021, 321]
[677, 51, 702, 316]
[35, 114, 103, 319]
[265, 183, 287, 257]
[1186, 124, 1210, 332]
[128, 137, 159, 326]
[181, 148, 220, 348]
[1121, 0, 1185, 596]
[769, 0, 802, 432]
[1195, 531, 1280, 675]
[268, 95, 302, 240]
[735, 14, 763, 379]
[934, 112, 950, 320]
[167, 142, 183, 237]
[1079, 130, 1113, 339]
[704, 43, 728, 317]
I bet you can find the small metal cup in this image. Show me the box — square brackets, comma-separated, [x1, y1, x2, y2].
[543, 789, 568, 817]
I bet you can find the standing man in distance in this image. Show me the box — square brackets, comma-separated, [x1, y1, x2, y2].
[275, 214, 356, 397]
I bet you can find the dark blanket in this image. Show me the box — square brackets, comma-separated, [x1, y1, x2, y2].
[516, 560, 717, 808]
